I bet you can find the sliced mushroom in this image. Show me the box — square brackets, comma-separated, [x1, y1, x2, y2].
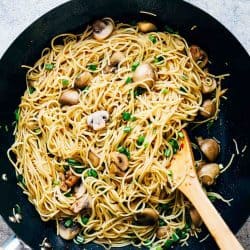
[65, 175, 80, 188]
[71, 194, 92, 214]
[75, 72, 92, 89]
[197, 137, 220, 162]
[59, 89, 80, 106]
[156, 226, 169, 239]
[88, 150, 100, 167]
[60, 182, 68, 192]
[133, 63, 155, 87]
[58, 221, 80, 240]
[137, 22, 157, 33]
[87, 110, 109, 131]
[196, 160, 207, 171]
[190, 207, 202, 227]
[135, 208, 159, 225]
[109, 163, 125, 177]
[190, 45, 208, 68]
[93, 18, 114, 41]
[110, 152, 129, 171]
[74, 182, 86, 199]
[201, 77, 217, 94]
[197, 163, 220, 186]
[199, 99, 216, 118]
[103, 65, 116, 74]
[110, 51, 125, 66]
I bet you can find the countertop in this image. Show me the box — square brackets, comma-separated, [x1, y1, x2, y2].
[0, 0, 249, 249]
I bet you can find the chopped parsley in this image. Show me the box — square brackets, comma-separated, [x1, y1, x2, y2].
[162, 88, 169, 94]
[178, 131, 184, 138]
[164, 148, 171, 157]
[134, 87, 147, 97]
[148, 34, 157, 44]
[154, 55, 164, 64]
[181, 74, 188, 81]
[180, 86, 188, 93]
[14, 109, 20, 122]
[64, 218, 73, 228]
[169, 138, 179, 153]
[81, 216, 89, 225]
[87, 169, 98, 178]
[66, 158, 82, 166]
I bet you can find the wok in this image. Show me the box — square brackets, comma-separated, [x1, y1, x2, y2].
[0, 0, 249, 249]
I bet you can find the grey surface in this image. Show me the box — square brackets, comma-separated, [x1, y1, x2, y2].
[0, 0, 249, 249]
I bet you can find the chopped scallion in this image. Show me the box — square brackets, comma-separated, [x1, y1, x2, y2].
[62, 79, 69, 86]
[134, 87, 147, 97]
[180, 86, 187, 93]
[172, 232, 180, 242]
[125, 76, 132, 84]
[178, 131, 184, 138]
[81, 216, 89, 225]
[87, 64, 97, 71]
[169, 138, 179, 153]
[117, 146, 130, 159]
[162, 88, 169, 94]
[164, 239, 174, 248]
[122, 112, 131, 121]
[154, 55, 164, 64]
[45, 63, 54, 70]
[164, 148, 171, 157]
[131, 116, 137, 121]
[66, 158, 82, 166]
[28, 86, 36, 94]
[64, 218, 73, 228]
[149, 34, 157, 44]
[14, 109, 19, 122]
[123, 126, 132, 133]
[137, 135, 145, 146]
[131, 62, 140, 72]
[87, 169, 98, 178]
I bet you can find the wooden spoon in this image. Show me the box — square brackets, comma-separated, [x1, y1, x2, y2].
[169, 129, 243, 250]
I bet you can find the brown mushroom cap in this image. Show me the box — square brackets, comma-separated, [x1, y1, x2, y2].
[133, 63, 155, 87]
[59, 89, 80, 106]
[135, 208, 159, 225]
[201, 77, 217, 94]
[200, 99, 216, 118]
[190, 45, 208, 68]
[93, 18, 114, 41]
[58, 221, 80, 240]
[110, 152, 129, 171]
[190, 207, 203, 227]
[137, 22, 157, 33]
[88, 150, 100, 167]
[197, 137, 220, 162]
[156, 226, 169, 239]
[75, 72, 92, 89]
[197, 163, 220, 186]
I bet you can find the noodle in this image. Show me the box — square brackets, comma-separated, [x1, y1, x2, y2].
[8, 19, 225, 248]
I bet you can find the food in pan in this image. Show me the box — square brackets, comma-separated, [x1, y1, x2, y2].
[8, 18, 228, 248]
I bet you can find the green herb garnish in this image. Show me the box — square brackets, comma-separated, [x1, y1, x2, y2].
[154, 55, 164, 64]
[125, 77, 132, 84]
[87, 64, 97, 71]
[122, 112, 131, 121]
[64, 218, 73, 228]
[131, 62, 140, 72]
[144, 142, 149, 148]
[159, 219, 166, 226]
[87, 169, 98, 178]
[14, 109, 20, 122]
[137, 135, 145, 146]
[181, 74, 188, 81]
[180, 86, 188, 93]
[164, 239, 174, 248]
[164, 148, 171, 157]
[66, 158, 82, 166]
[82, 86, 90, 93]
[131, 116, 137, 121]
[81, 216, 89, 225]
[178, 131, 184, 138]
[134, 87, 147, 97]
[118, 146, 130, 159]
[45, 63, 54, 70]
[162, 88, 169, 94]
[73, 234, 85, 245]
[169, 138, 179, 153]
[149, 34, 157, 44]
[62, 79, 69, 86]
[208, 195, 217, 202]
[34, 128, 41, 134]
[172, 232, 180, 242]
[73, 167, 84, 174]
[207, 119, 214, 130]
[123, 126, 132, 133]
[28, 86, 36, 94]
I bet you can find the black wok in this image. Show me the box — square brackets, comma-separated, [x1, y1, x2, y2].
[0, 0, 249, 249]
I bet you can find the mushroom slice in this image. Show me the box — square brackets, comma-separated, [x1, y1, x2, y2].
[59, 89, 80, 106]
[87, 110, 109, 131]
[133, 63, 156, 87]
[74, 182, 86, 199]
[135, 208, 159, 225]
[197, 137, 220, 162]
[71, 194, 92, 214]
[75, 72, 92, 89]
[110, 152, 129, 171]
[190, 207, 203, 227]
[93, 18, 114, 41]
[109, 163, 125, 177]
[110, 51, 125, 66]
[58, 221, 80, 240]
[201, 77, 217, 94]
[197, 163, 220, 186]
[137, 22, 157, 33]
[88, 149, 100, 167]
[156, 226, 169, 239]
[65, 174, 80, 188]
[199, 99, 216, 118]
[190, 45, 208, 68]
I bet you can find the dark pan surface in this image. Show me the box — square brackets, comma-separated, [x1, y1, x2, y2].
[0, 0, 249, 249]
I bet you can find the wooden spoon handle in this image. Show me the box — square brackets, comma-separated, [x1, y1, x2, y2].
[181, 179, 243, 250]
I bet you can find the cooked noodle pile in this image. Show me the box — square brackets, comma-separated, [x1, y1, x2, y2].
[8, 18, 226, 248]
